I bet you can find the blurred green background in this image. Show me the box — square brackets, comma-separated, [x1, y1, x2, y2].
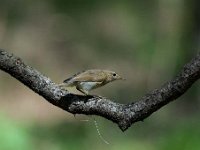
[0, 0, 200, 150]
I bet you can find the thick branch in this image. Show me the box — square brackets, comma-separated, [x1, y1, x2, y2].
[0, 49, 200, 131]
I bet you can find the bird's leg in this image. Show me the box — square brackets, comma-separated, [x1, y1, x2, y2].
[76, 86, 89, 95]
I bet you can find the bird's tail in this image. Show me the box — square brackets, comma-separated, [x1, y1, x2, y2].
[59, 77, 74, 87]
[60, 70, 84, 87]
[63, 77, 72, 83]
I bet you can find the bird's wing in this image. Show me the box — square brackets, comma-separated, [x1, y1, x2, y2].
[63, 70, 85, 83]
[72, 70, 106, 82]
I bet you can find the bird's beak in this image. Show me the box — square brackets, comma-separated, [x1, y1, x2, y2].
[119, 77, 126, 80]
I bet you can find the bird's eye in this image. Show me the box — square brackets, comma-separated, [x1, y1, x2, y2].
[113, 73, 116, 77]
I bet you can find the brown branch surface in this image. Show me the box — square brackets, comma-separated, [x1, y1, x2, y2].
[0, 49, 200, 131]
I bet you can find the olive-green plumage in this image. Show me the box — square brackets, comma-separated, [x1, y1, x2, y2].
[60, 69, 123, 95]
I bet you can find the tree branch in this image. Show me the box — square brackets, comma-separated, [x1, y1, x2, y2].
[0, 49, 200, 131]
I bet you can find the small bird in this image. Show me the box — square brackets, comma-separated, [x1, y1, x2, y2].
[59, 69, 124, 95]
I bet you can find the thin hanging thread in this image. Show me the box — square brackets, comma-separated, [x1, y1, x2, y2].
[93, 117, 110, 145]
[73, 115, 110, 144]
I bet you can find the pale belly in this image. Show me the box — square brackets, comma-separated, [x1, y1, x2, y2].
[78, 82, 101, 91]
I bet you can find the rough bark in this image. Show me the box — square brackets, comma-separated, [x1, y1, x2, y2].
[0, 49, 200, 131]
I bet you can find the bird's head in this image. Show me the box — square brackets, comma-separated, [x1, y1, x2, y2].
[104, 70, 124, 82]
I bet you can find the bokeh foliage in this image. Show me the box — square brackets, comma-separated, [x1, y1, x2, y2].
[0, 0, 200, 149]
